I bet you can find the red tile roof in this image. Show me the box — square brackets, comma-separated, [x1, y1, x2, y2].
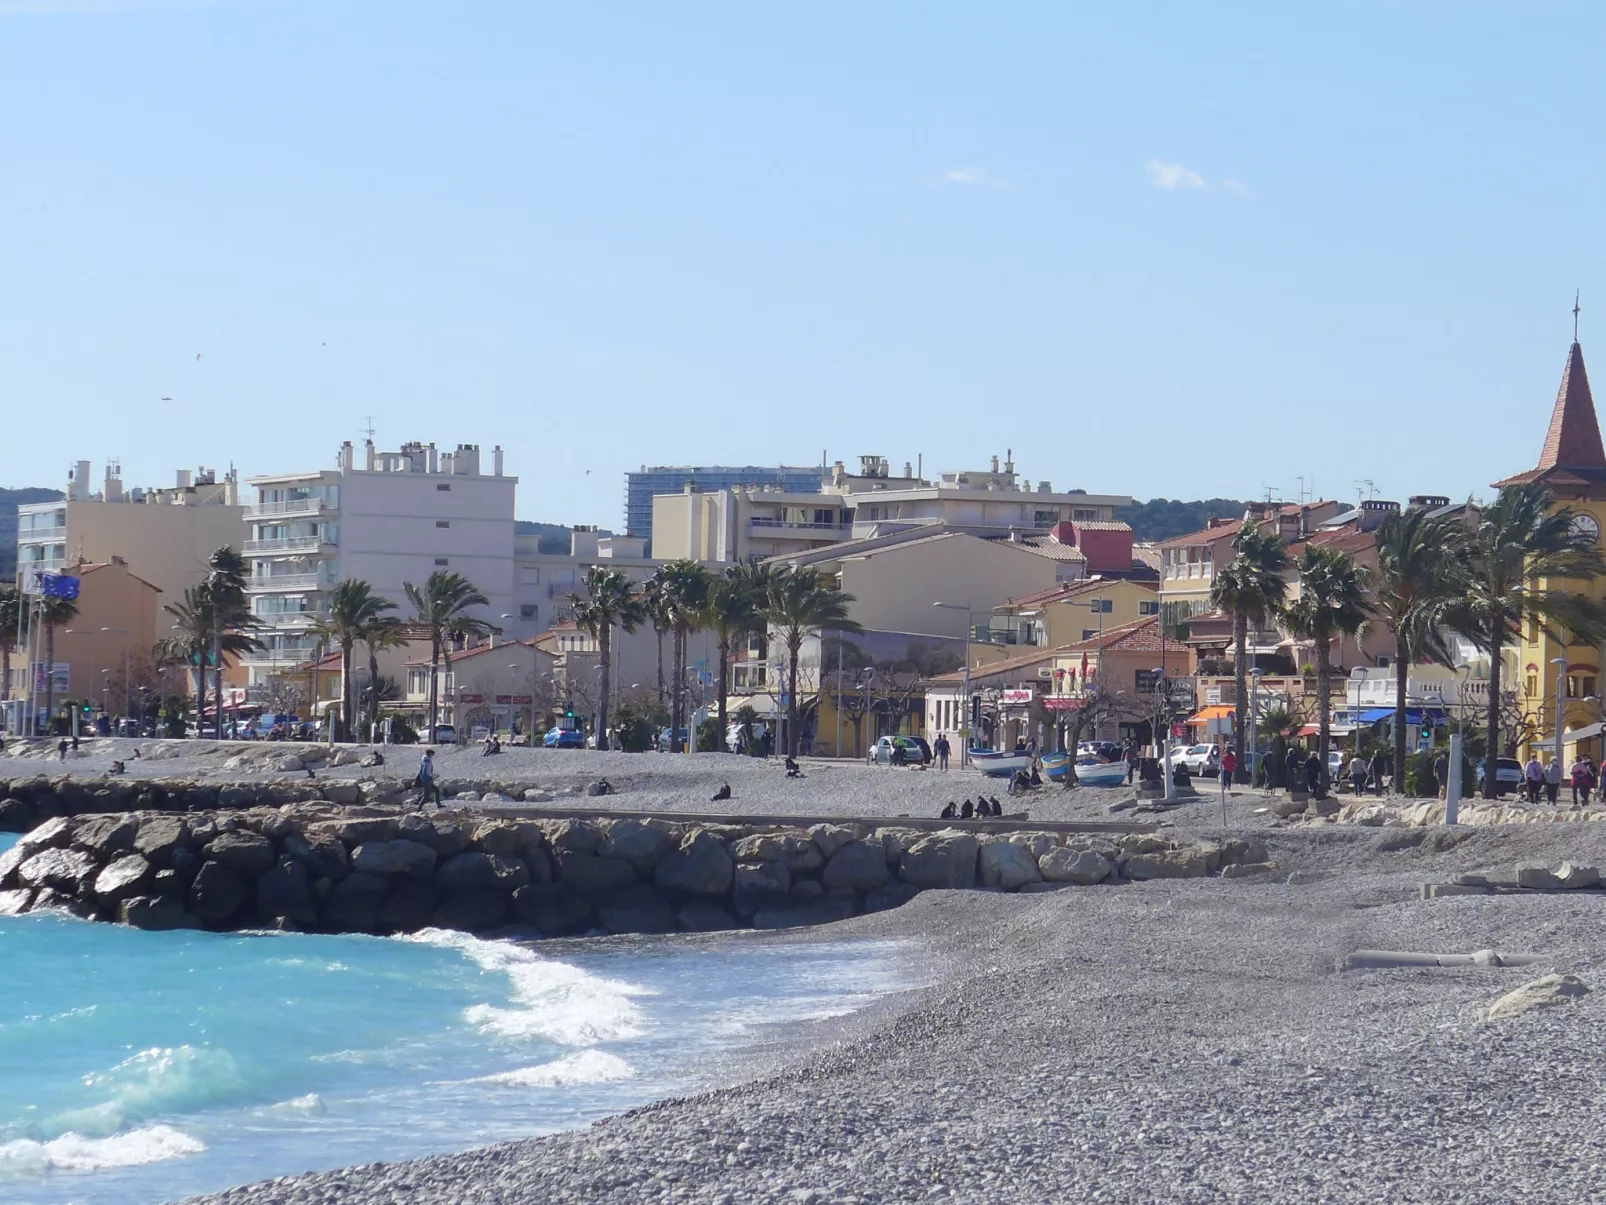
[1059, 615, 1170, 655]
[1155, 518, 1247, 550]
[999, 578, 1158, 610]
[1497, 341, 1606, 488]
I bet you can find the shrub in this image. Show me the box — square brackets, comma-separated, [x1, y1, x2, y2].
[696, 716, 723, 752]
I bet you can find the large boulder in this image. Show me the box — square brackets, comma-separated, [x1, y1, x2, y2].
[12, 817, 74, 862]
[307, 817, 398, 847]
[119, 895, 199, 931]
[17, 847, 100, 894]
[351, 840, 438, 884]
[732, 861, 793, 917]
[472, 822, 526, 858]
[899, 833, 979, 890]
[0, 797, 36, 833]
[432, 890, 509, 932]
[256, 858, 318, 926]
[93, 854, 154, 903]
[541, 818, 604, 854]
[435, 852, 531, 894]
[524, 846, 554, 885]
[204, 831, 277, 877]
[376, 881, 442, 933]
[1038, 847, 1111, 885]
[511, 882, 593, 936]
[187, 860, 248, 926]
[0, 888, 35, 916]
[978, 840, 1041, 890]
[676, 901, 739, 932]
[1124, 843, 1219, 880]
[655, 831, 734, 897]
[1482, 974, 1591, 1021]
[397, 813, 471, 858]
[807, 823, 860, 860]
[753, 895, 857, 931]
[876, 828, 925, 865]
[597, 884, 678, 935]
[324, 871, 391, 930]
[731, 833, 825, 874]
[283, 831, 349, 882]
[72, 815, 140, 857]
[821, 841, 891, 892]
[555, 852, 639, 903]
[599, 820, 677, 874]
[133, 816, 191, 867]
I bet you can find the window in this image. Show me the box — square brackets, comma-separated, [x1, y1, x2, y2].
[1090, 599, 1113, 613]
[434, 558, 449, 566]
[1567, 673, 1598, 699]
[1033, 509, 1056, 526]
[1082, 629, 1098, 641]
[520, 604, 539, 620]
[436, 483, 451, 492]
[1526, 672, 1539, 698]
[1140, 600, 1159, 616]
[520, 568, 540, 584]
[436, 520, 450, 529]
[1135, 669, 1161, 694]
[1072, 508, 1098, 522]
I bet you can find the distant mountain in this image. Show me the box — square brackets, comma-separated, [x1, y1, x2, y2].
[515, 520, 613, 555]
[0, 487, 65, 582]
[1115, 498, 1256, 543]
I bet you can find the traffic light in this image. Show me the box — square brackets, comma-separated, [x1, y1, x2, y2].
[81, 701, 92, 716]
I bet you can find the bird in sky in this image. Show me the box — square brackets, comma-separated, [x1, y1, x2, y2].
[160, 396, 173, 401]
[195, 353, 202, 361]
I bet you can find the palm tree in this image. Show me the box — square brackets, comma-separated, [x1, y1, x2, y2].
[654, 560, 713, 751]
[403, 570, 495, 739]
[161, 584, 261, 732]
[313, 580, 398, 742]
[201, 546, 258, 732]
[702, 564, 769, 736]
[568, 566, 644, 748]
[1210, 524, 1289, 780]
[39, 595, 77, 733]
[1370, 509, 1468, 792]
[1283, 546, 1371, 781]
[363, 619, 409, 733]
[641, 576, 672, 706]
[0, 586, 19, 702]
[1445, 484, 1606, 798]
[760, 566, 862, 758]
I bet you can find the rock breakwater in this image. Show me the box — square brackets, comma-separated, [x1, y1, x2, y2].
[0, 804, 1273, 938]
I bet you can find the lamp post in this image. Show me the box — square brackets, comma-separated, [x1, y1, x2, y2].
[1553, 656, 1569, 772]
[933, 601, 974, 765]
[1249, 667, 1265, 785]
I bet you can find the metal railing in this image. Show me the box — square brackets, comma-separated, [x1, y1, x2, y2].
[247, 498, 329, 517]
[249, 573, 333, 591]
[253, 611, 330, 627]
[17, 525, 67, 541]
[749, 517, 846, 532]
[242, 535, 332, 554]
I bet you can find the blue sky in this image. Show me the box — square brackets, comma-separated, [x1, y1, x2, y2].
[2, 1, 1603, 527]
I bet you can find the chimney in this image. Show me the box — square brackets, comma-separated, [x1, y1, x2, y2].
[991, 455, 1000, 474]
[176, 469, 192, 488]
[104, 462, 123, 503]
[428, 442, 438, 473]
[69, 460, 90, 501]
[903, 461, 913, 478]
[364, 439, 376, 471]
[493, 445, 504, 476]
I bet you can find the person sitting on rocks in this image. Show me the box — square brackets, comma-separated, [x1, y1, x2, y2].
[110, 759, 125, 775]
[991, 797, 1004, 816]
[132, 746, 141, 759]
[711, 782, 732, 802]
[960, 799, 974, 818]
[785, 756, 803, 778]
[940, 801, 956, 818]
[596, 778, 614, 796]
[1029, 765, 1042, 787]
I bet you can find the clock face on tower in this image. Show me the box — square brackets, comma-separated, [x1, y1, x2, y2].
[1570, 513, 1600, 544]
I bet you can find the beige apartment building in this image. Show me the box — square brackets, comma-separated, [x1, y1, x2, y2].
[14, 460, 246, 603]
[650, 486, 849, 563]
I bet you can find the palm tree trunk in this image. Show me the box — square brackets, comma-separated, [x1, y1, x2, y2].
[787, 632, 802, 759]
[655, 628, 666, 706]
[194, 640, 206, 743]
[1233, 609, 1249, 782]
[367, 645, 381, 733]
[670, 624, 685, 751]
[717, 631, 730, 734]
[1483, 628, 1503, 800]
[428, 637, 440, 740]
[1392, 633, 1410, 794]
[1316, 627, 1332, 792]
[597, 622, 612, 749]
[44, 620, 56, 736]
[341, 640, 355, 743]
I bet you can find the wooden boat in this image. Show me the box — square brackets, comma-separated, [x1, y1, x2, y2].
[968, 748, 1033, 777]
[1041, 752, 1072, 781]
[1073, 757, 1128, 787]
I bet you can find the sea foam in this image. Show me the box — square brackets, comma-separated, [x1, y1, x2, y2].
[0, 1125, 205, 1175]
[407, 929, 649, 1045]
[474, 1049, 634, 1087]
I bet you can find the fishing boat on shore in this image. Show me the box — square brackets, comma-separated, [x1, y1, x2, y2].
[968, 748, 1033, 777]
[1041, 752, 1126, 786]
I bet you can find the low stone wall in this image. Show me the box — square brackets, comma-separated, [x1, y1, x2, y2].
[0, 806, 1275, 938]
[1321, 798, 1606, 828]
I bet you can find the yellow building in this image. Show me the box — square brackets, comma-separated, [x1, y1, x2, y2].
[1496, 337, 1606, 762]
[987, 578, 1159, 651]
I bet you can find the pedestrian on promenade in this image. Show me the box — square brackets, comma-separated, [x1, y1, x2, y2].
[1570, 756, 1589, 806]
[416, 748, 441, 809]
[1369, 749, 1388, 796]
[1524, 754, 1544, 805]
[1305, 750, 1322, 796]
[1285, 745, 1303, 792]
[935, 732, 951, 772]
[57, 738, 68, 761]
[1434, 752, 1449, 799]
[1546, 756, 1562, 805]
[1220, 748, 1235, 793]
[1348, 754, 1367, 797]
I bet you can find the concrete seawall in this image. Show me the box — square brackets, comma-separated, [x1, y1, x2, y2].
[0, 801, 1275, 938]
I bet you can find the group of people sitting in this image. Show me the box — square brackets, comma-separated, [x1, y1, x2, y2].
[480, 733, 504, 756]
[940, 797, 1003, 818]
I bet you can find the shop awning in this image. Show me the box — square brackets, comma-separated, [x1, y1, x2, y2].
[1552, 722, 1606, 744]
[1356, 707, 1444, 725]
[1186, 705, 1235, 725]
[1297, 723, 1358, 737]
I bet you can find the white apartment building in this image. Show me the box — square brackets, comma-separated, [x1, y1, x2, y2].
[14, 460, 245, 600]
[242, 439, 516, 687]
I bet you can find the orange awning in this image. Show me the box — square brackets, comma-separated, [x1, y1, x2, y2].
[1186, 705, 1235, 725]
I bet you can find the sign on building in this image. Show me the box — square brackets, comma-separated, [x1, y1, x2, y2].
[30, 663, 70, 693]
[1001, 687, 1034, 704]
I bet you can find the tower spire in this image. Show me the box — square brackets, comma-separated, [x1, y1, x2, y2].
[1574, 290, 1581, 343]
[1537, 338, 1606, 471]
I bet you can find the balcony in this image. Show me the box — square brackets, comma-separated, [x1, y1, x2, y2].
[972, 625, 1038, 647]
[749, 517, 847, 534]
[254, 611, 330, 628]
[17, 525, 67, 542]
[242, 535, 334, 555]
[248, 498, 331, 518]
[250, 573, 334, 592]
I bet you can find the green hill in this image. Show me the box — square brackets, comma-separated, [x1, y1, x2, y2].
[514, 520, 613, 554]
[0, 487, 65, 582]
[1115, 498, 1256, 543]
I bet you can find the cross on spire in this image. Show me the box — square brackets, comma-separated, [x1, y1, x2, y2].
[1575, 290, 1582, 343]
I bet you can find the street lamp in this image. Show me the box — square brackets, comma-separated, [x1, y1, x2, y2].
[1249, 667, 1266, 784]
[933, 601, 974, 765]
[1553, 656, 1569, 771]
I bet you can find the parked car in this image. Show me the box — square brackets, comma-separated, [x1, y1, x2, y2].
[1173, 744, 1218, 774]
[656, 727, 690, 752]
[726, 721, 771, 752]
[470, 725, 492, 743]
[428, 724, 457, 745]
[544, 726, 584, 749]
[868, 735, 932, 766]
[1476, 757, 1524, 797]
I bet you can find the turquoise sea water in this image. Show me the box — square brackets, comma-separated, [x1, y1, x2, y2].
[0, 833, 912, 1205]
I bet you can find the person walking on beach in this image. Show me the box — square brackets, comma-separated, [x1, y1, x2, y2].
[1570, 755, 1589, 806]
[416, 748, 440, 809]
[1305, 750, 1322, 796]
[1285, 745, 1304, 792]
[1219, 747, 1235, 796]
[1348, 754, 1368, 797]
[1546, 755, 1562, 806]
[1524, 754, 1544, 805]
[1434, 752, 1449, 799]
[1369, 749, 1388, 796]
[935, 732, 951, 772]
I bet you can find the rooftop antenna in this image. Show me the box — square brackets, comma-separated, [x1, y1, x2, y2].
[1575, 290, 1582, 343]
[1353, 478, 1377, 503]
[1296, 474, 1307, 503]
[360, 416, 376, 441]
